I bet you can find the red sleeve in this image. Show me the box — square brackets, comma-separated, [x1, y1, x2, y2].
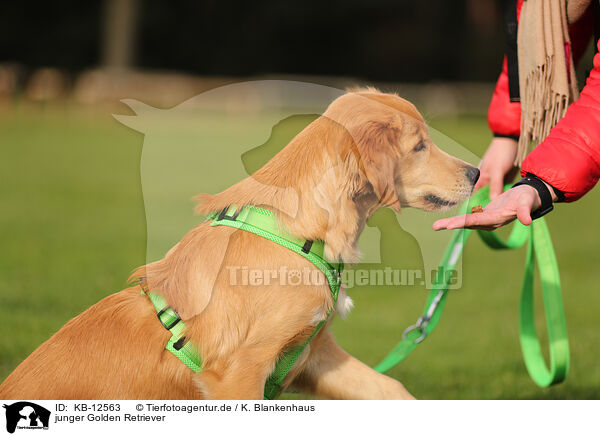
[487, 56, 522, 138]
[521, 39, 600, 202]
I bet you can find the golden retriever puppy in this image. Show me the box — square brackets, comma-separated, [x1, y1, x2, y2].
[0, 88, 478, 400]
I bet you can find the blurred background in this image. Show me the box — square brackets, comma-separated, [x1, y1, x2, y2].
[0, 0, 511, 110]
[1, 0, 599, 399]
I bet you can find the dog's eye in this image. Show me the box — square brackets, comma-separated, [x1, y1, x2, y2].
[413, 142, 426, 152]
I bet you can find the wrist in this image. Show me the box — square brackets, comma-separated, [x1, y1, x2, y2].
[512, 174, 556, 219]
[492, 133, 520, 141]
[541, 180, 558, 202]
[519, 185, 543, 210]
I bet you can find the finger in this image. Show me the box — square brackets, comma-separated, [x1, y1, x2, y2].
[433, 213, 486, 230]
[433, 215, 467, 230]
[516, 205, 532, 226]
[489, 173, 503, 200]
[434, 209, 511, 230]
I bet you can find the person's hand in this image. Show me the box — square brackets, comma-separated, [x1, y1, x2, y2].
[476, 137, 520, 200]
[432, 184, 555, 231]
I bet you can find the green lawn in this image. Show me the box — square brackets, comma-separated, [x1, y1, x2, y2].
[1, 104, 599, 399]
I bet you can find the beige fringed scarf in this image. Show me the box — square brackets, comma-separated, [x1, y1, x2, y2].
[516, 0, 591, 164]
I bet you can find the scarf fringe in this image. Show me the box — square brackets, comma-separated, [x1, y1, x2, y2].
[517, 55, 572, 165]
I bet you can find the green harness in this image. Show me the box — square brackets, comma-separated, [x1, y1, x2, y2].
[142, 205, 343, 400]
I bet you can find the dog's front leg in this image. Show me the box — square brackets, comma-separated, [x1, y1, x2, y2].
[194, 370, 264, 400]
[194, 347, 273, 400]
[292, 330, 415, 400]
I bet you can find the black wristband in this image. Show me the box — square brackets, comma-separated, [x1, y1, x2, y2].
[512, 174, 555, 220]
[523, 173, 564, 201]
[493, 133, 520, 141]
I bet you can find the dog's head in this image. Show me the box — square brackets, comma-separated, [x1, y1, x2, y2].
[325, 88, 479, 213]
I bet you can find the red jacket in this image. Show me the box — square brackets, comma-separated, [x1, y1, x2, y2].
[488, 1, 600, 201]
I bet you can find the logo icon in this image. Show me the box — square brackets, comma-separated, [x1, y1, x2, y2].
[2, 402, 50, 434]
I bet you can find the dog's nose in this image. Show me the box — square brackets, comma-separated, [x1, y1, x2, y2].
[464, 166, 480, 185]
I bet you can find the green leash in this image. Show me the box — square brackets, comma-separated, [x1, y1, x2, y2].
[375, 185, 569, 387]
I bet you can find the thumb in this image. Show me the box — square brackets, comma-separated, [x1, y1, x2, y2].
[516, 204, 533, 226]
[489, 173, 504, 200]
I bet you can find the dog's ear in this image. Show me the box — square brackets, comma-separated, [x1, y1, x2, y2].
[349, 120, 402, 213]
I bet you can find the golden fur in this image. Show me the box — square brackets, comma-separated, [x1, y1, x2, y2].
[0, 88, 477, 400]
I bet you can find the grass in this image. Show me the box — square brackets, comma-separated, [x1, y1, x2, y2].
[1, 103, 599, 399]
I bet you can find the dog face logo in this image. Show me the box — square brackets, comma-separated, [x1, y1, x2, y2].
[115, 81, 479, 290]
[2, 402, 50, 434]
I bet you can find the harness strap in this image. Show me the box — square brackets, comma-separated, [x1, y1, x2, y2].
[208, 205, 343, 288]
[375, 185, 570, 387]
[209, 205, 342, 399]
[141, 280, 202, 373]
[142, 205, 342, 400]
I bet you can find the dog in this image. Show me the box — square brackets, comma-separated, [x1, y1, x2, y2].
[0, 88, 478, 400]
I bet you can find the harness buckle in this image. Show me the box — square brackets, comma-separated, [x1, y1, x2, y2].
[157, 306, 181, 330]
[332, 261, 344, 286]
[217, 206, 242, 222]
[332, 268, 342, 286]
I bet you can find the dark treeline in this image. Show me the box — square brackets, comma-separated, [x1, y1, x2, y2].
[0, 0, 505, 82]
